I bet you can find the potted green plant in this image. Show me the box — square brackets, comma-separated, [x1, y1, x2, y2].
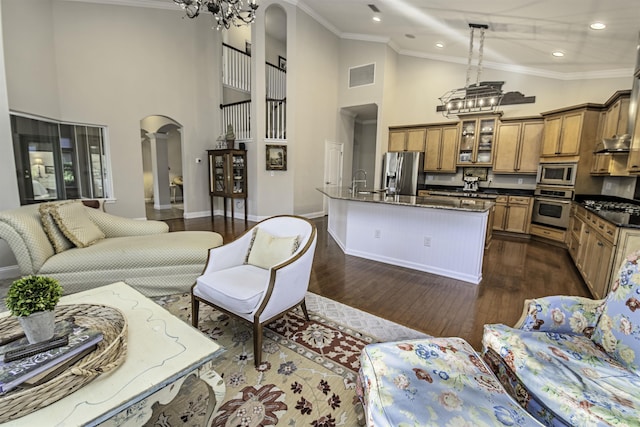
[5, 275, 63, 343]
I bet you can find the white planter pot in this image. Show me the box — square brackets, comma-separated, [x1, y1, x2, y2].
[18, 310, 56, 343]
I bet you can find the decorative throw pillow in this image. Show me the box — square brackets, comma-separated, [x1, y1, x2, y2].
[51, 201, 105, 248]
[39, 203, 74, 253]
[591, 252, 640, 371]
[246, 227, 299, 269]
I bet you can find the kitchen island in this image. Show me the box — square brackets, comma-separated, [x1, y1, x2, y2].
[317, 187, 494, 284]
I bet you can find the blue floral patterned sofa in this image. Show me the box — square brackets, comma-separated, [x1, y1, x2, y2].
[482, 251, 640, 426]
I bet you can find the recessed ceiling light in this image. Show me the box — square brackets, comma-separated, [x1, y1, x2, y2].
[590, 22, 606, 30]
[552, 50, 565, 57]
[435, 42, 445, 49]
[372, 15, 381, 22]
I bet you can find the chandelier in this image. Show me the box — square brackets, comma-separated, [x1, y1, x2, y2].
[173, 0, 258, 30]
[439, 24, 504, 118]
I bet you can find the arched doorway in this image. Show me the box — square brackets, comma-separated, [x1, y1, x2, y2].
[140, 115, 184, 220]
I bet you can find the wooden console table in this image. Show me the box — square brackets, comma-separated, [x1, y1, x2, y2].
[4, 283, 225, 426]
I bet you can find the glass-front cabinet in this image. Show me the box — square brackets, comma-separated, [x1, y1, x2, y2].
[457, 116, 497, 166]
[207, 149, 247, 220]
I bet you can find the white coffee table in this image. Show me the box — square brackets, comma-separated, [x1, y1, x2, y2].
[2, 282, 225, 426]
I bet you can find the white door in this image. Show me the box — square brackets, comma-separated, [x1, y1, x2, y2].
[323, 141, 343, 214]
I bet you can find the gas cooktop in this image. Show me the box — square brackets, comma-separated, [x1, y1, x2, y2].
[583, 200, 640, 215]
[582, 199, 640, 227]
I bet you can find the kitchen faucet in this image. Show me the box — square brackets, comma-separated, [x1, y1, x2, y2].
[351, 169, 367, 195]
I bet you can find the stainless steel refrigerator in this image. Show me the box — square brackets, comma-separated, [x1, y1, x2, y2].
[381, 152, 423, 196]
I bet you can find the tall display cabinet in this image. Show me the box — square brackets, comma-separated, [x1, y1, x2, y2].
[207, 149, 247, 221]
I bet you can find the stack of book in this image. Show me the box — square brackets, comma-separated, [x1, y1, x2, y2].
[0, 319, 103, 394]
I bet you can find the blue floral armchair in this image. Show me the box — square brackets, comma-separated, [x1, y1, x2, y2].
[482, 251, 640, 426]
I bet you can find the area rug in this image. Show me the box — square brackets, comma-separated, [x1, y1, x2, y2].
[150, 292, 429, 427]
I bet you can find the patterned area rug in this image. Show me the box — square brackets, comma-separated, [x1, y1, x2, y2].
[150, 292, 429, 426]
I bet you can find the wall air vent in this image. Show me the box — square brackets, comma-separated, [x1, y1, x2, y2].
[349, 63, 375, 88]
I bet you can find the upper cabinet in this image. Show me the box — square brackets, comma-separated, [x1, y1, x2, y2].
[591, 91, 631, 177]
[457, 115, 498, 166]
[388, 127, 426, 152]
[493, 118, 543, 174]
[601, 92, 630, 139]
[424, 124, 459, 173]
[540, 106, 600, 160]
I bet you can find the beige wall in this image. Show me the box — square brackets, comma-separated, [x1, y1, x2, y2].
[0, 3, 19, 273]
[2, 0, 60, 118]
[389, 54, 630, 125]
[291, 7, 340, 216]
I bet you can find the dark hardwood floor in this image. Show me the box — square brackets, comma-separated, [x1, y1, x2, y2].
[164, 215, 591, 350]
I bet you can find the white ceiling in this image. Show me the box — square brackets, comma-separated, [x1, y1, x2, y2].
[93, 0, 640, 79]
[295, 0, 640, 79]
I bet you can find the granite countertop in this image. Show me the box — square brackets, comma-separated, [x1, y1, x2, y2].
[317, 187, 494, 213]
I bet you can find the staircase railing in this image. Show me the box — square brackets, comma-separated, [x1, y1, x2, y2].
[222, 43, 251, 93]
[266, 98, 286, 140]
[220, 100, 251, 140]
[266, 62, 286, 100]
[221, 45, 287, 140]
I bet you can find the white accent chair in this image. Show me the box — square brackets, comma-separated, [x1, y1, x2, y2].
[191, 215, 318, 366]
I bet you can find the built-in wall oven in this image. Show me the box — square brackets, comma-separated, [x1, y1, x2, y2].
[532, 186, 573, 229]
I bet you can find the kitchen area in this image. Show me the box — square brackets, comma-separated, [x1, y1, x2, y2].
[320, 53, 640, 298]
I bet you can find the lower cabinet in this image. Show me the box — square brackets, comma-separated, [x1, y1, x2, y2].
[492, 195, 533, 234]
[569, 204, 618, 299]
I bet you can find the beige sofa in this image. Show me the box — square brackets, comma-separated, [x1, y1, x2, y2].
[0, 201, 223, 296]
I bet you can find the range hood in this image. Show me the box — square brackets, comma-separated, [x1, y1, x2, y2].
[595, 134, 631, 153]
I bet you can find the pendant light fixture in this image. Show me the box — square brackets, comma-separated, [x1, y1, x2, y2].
[439, 23, 505, 118]
[173, 0, 259, 30]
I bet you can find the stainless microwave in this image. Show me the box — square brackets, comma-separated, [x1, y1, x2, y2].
[536, 163, 577, 186]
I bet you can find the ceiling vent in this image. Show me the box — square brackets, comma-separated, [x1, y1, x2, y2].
[349, 63, 375, 88]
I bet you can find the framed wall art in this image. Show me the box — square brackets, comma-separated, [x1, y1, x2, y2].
[266, 145, 287, 171]
[278, 55, 287, 71]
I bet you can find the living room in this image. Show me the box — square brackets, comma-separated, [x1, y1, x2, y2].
[0, 1, 639, 425]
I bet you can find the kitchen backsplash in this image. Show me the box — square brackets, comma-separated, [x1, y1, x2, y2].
[422, 170, 537, 190]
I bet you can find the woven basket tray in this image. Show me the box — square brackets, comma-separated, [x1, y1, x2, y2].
[0, 304, 128, 423]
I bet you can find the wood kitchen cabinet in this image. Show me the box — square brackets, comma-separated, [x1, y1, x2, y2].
[457, 115, 498, 166]
[208, 149, 247, 221]
[424, 124, 459, 172]
[590, 153, 629, 176]
[601, 91, 630, 140]
[492, 195, 533, 234]
[569, 204, 618, 299]
[540, 107, 600, 159]
[388, 127, 426, 152]
[591, 91, 631, 177]
[493, 119, 543, 174]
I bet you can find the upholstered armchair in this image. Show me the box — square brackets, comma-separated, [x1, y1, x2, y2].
[191, 215, 317, 366]
[482, 251, 640, 426]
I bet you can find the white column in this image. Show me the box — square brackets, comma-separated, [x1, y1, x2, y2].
[149, 132, 172, 210]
